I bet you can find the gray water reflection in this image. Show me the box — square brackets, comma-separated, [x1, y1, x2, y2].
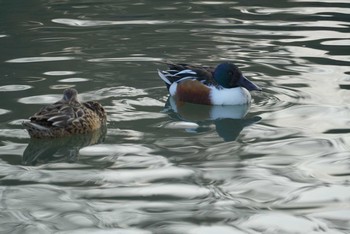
[0, 0, 350, 233]
[164, 97, 261, 141]
[23, 128, 106, 165]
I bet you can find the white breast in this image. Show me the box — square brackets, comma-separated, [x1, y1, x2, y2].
[209, 87, 251, 105]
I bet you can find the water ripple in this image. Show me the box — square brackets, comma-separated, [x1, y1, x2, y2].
[79, 144, 154, 157]
[294, 0, 349, 2]
[57, 228, 152, 234]
[192, 1, 236, 5]
[242, 213, 330, 234]
[107, 97, 165, 122]
[58, 78, 89, 82]
[260, 105, 350, 133]
[81, 87, 147, 101]
[99, 167, 194, 183]
[297, 152, 350, 183]
[321, 39, 350, 46]
[43, 71, 78, 76]
[245, 137, 336, 158]
[77, 184, 210, 200]
[6, 57, 77, 63]
[0, 141, 27, 155]
[88, 57, 162, 62]
[18, 94, 61, 104]
[293, 185, 350, 204]
[252, 6, 350, 16]
[0, 85, 31, 92]
[160, 224, 247, 234]
[0, 108, 10, 115]
[52, 18, 168, 27]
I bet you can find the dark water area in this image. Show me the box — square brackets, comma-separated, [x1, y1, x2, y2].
[0, 0, 350, 233]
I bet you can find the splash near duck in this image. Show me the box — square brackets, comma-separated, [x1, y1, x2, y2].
[158, 62, 262, 105]
[22, 88, 107, 138]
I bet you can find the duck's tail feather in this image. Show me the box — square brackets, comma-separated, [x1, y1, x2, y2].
[22, 121, 50, 131]
[157, 69, 172, 85]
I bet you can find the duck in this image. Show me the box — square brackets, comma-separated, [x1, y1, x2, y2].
[158, 61, 262, 105]
[22, 88, 107, 138]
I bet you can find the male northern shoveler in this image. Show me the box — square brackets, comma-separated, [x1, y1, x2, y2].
[158, 62, 262, 105]
[22, 88, 107, 138]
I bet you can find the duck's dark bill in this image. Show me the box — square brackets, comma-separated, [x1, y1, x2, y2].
[238, 75, 262, 91]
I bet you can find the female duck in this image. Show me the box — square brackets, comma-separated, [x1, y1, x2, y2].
[23, 88, 106, 138]
[158, 62, 262, 105]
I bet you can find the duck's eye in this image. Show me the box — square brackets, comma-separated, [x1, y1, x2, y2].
[228, 71, 233, 76]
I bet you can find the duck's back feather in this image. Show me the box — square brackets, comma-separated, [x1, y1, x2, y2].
[159, 62, 217, 87]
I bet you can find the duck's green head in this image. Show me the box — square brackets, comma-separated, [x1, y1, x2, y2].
[213, 62, 262, 91]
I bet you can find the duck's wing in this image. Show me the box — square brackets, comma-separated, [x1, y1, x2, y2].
[158, 62, 216, 86]
[167, 62, 214, 74]
[28, 101, 84, 128]
[83, 101, 107, 121]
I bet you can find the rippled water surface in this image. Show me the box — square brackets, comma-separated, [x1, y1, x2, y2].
[1, 0, 350, 233]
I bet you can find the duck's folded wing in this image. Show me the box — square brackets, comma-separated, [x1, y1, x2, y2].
[164, 62, 215, 83]
[29, 104, 79, 128]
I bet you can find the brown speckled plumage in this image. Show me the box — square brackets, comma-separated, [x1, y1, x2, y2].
[22, 88, 107, 138]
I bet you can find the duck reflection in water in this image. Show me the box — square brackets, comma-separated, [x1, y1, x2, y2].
[22, 126, 106, 165]
[164, 97, 261, 141]
[21, 88, 107, 165]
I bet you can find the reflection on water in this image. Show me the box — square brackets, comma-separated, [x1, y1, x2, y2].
[164, 97, 261, 141]
[23, 127, 106, 165]
[52, 18, 168, 27]
[0, 0, 350, 233]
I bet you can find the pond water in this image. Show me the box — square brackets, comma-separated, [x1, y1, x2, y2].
[1, 0, 350, 233]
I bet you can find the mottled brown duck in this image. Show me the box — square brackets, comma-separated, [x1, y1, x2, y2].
[22, 88, 106, 138]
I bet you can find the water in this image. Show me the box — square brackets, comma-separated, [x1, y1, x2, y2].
[1, 0, 350, 233]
